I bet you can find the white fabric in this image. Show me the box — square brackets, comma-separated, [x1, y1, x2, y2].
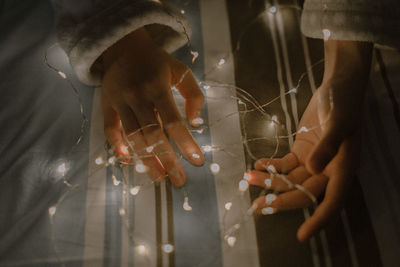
[301, 0, 400, 48]
[51, 0, 191, 85]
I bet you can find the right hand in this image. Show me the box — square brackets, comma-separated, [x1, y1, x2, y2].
[101, 28, 205, 187]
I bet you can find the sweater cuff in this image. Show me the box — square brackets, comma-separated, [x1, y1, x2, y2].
[301, 2, 400, 49]
[58, 0, 191, 86]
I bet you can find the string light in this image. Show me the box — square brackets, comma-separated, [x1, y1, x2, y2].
[271, 115, 278, 123]
[238, 179, 249, 192]
[224, 202, 233, 210]
[57, 71, 67, 79]
[48, 206, 56, 216]
[191, 117, 204, 125]
[226, 236, 237, 247]
[210, 163, 220, 174]
[264, 178, 272, 188]
[218, 58, 225, 66]
[162, 244, 174, 253]
[261, 207, 276, 215]
[146, 146, 154, 153]
[95, 156, 103, 165]
[135, 161, 148, 173]
[268, 6, 277, 13]
[191, 153, 200, 159]
[203, 85, 210, 90]
[183, 196, 192, 211]
[130, 186, 141, 196]
[57, 163, 66, 175]
[136, 244, 148, 255]
[265, 193, 277, 205]
[190, 50, 199, 63]
[322, 29, 331, 41]
[108, 156, 116, 165]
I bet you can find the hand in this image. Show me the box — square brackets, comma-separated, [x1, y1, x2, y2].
[101, 28, 205, 187]
[248, 40, 373, 242]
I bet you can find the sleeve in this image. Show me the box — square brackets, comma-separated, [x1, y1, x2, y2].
[50, 0, 191, 86]
[300, 0, 400, 49]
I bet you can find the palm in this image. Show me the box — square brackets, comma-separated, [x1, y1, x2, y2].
[249, 88, 360, 242]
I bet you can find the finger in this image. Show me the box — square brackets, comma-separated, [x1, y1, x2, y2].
[254, 153, 298, 173]
[116, 105, 166, 181]
[153, 87, 204, 166]
[307, 123, 345, 174]
[126, 99, 186, 187]
[297, 136, 356, 242]
[253, 173, 328, 213]
[172, 62, 205, 127]
[249, 166, 311, 192]
[102, 96, 129, 160]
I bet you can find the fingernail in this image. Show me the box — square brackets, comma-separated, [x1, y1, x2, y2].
[261, 207, 276, 215]
[265, 194, 277, 205]
[191, 117, 204, 126]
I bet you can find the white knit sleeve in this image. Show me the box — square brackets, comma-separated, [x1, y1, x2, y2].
[51, 0, 191, 85]
[301, 0, 400, 49]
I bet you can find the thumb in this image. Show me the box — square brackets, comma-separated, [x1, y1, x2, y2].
[171, 61, 204, 127]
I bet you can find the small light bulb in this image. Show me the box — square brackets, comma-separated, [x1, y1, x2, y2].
[130, 186, 141, 196]
[265, 193, 277, 205]
[135, 161, 149, 173]
[57, 163, 66, 174]
[238, 179, 249, 192]
[322, 29, 331, 40]
[108, 156, 116, 165]
[243, 172, 250, 180]
[264, 178, 272, 188]
[202, 145, 212, 152]
[210, 163, 220, 174]
[146, 146, 154, 153]
[218, 58, 225, 66]
[238, 99, 244, 105]
[298, 126, 308, 133]
[119, 208, 126, 216]
[57, 71, 67, 79]
[136, 244, 147, 255]
[203, 85, 210, 90]
[190, 50, 199, 63]
[267, 165, 276, 173]
[226, 236, 237, 247]
[224, 202, 233, 210]
[261, 207, 275, 215]
[95, 157, 104, 165]
[191, 153, 200, 159]
[162, 244, 174, 253]
[268, 6, 277, 13]
[183, 196, 192, 211]
[289, 88, 297, 94]
[191, 117, 204, 125]
[180, 9, 185, 14]
[271, 115, 278, 123]
[112, 175, 120, 186]
[49, 206, 56, 216]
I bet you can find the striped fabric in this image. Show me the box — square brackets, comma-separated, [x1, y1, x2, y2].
[0, 0, 399, 266]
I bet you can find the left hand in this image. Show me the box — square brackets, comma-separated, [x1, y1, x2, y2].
[248, 86, 360, 242]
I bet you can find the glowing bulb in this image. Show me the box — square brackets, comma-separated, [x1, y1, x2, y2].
[225, 202, 233, 210]
[243, 172, 250, 180]
[265, 193, 277, 205]
[218, 58, 225, 66]
[135, 161, 148, 173]
[203, 85, 210, 90]
[57, 71, 67, 79]
[108, 156, 116, 165]
[264, 178, 272, 188]
[238, 99, 244, 105]
[267, 164, 276, 173]
[130, 186, 141, 196]
[146, 146, 154, 153]
[112, 175, 120, 186]
[289, 88, 297, 94]
[119, 208, 126, 216]
[261, 207, 275, 215]
[271, 115, 278, 123]
[121, 145, 128, 154]
[226, 236, 237, 247]
[191, 117, 204, 125]
[49, 206, 56, 216]
[268, 6, 277, 13]
[180, 9, 185, 14]
[191, 153, 200, 159]
[298, 126, 308, 133]
[238, 179, 249, 192]
[95, 157, 104, 165]
[202, 145, 212, 152]
[136, 244, 147, 255]
[162, 244, 174, 253]
[190, 50, 199, 63]
[210, 163, 220, 174]
[183, 196, 192, 211]
[57, 163, 66, 174]
[322, 29, 331, 40]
